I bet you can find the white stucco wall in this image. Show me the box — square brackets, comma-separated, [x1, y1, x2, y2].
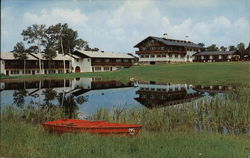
[0, 60, 6, 74]
[71, 58, 92, 72]
[139, 51, 198, 63]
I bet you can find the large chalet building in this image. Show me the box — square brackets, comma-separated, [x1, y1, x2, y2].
[134, 36, 204, 64]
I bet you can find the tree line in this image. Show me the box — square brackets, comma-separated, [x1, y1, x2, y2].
[198, 42, 250, 58]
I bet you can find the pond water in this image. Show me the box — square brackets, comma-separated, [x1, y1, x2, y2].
[0, 77, 233, 116]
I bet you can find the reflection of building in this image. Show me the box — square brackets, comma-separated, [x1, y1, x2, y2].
[71, 50, 136, 73]
[193, 51, 240, 62]
[193, 85, 234, 94]
[134, 36, 204, 64]
[134, 83, 202, 109]
[70, 78, 134, 96]
[0, 79, 71, 90]
[0, 52, 71, 76]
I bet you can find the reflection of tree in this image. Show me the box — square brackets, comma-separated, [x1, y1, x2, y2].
[57, 93, 87, 118]
[13, 89, 28, 108]
[42, 88, 57, 108]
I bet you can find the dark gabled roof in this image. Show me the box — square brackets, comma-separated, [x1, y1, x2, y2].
[194, 50, 238, 56]
[134, 36, 204, 48]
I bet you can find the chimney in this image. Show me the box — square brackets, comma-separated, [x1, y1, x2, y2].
[185, 35, 189, 42]
[163, 33, 168, 39]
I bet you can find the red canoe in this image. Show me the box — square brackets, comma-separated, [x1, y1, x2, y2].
[42, 119, 142, 136]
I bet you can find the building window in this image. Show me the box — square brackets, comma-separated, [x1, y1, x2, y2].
[162, 54, 166, 57]
[123, 59, 129, 62]
[104, 67, 110, 71]
[95, 59, 101, 62]
[25, 70, 31, 74]
[76, 59, 79, 62]
[58, 70, 64, 73]
[150, 54, 155, 58]
[104, 59, 110, 63]
[95, 67, 101, 71]
[11, 70, 19, 74]
[175, 54, 179, 58]
[145, 55, 149, 58]
[157, 54, 161, 58]
[140, 55, 144, 58]
[116, 59, 122, 62]
[169, 54, 172, 58]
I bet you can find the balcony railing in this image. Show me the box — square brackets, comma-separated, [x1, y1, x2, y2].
[92, 62, 133, 67]
[136, 50, 186, 54]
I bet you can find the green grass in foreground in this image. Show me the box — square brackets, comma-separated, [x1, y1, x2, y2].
[1, 62, 249, 85]
[1, 121, 249, 158]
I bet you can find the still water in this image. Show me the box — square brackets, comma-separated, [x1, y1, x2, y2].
[0, 77, 232, 116]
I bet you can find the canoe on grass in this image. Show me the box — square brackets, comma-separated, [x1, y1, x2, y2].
[42, 119, 142, 136]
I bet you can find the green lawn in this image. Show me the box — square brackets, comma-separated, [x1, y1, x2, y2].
[1, 62, 249, 85]
[1, 121, 249, 158]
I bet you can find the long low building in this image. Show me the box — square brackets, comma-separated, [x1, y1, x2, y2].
[0, 52, 71, 76]
[134, 36, 204, 64]
[0, 50, 137, 76]
[193, 50, 240, 62]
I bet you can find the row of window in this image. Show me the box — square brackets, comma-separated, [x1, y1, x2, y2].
[94, 59, 130, 63]
[140, 46, 184, 51]
[94, 66, 122, 71]
[7, 69, 69, 75]
[140, 87, 185, 92]
[140, 54, 186, 58]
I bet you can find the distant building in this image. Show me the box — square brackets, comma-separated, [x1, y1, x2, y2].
[71, 50, 136, 73]
[193, 50, 240, 62]
[0, 52, 71, 76]
[134, 36, 204, 64]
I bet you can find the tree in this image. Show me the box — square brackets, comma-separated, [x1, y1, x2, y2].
[12, 42, 28, 74]
[207, 44, 219, 51]
[228, 45, 237, 51]
[198, 43, 205, 47]
[21, 24, 47, 53]
[220, 46, 227, 51]
[13, 89, 28, 108]
[46, 23, 89, 55]
[237, 43, 245, 58]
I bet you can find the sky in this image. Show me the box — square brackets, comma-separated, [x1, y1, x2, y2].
[1, 0, 250, 54]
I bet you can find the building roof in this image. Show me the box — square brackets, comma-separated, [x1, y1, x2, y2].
[0, 52, 71, 61]
[134, 36, 204, 48]
[194, 50, 238, 56]
[73, 49, 135, 59]
[32, 53, 72, 60]
[0, 52, 37, 60]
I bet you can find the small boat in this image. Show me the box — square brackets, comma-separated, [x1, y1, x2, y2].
[42, 119, 142, 136]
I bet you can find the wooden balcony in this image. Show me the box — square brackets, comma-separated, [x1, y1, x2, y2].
[136, 50, 186, 55]
[92, 62, 133, 67]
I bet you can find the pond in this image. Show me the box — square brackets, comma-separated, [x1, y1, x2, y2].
[0, 77, 232, 117]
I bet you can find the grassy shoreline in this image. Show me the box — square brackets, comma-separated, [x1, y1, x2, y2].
[1, 62, 249, 85]
[1, 121, 249, 158]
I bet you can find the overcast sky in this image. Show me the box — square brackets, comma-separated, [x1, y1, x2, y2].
[1, 0, 250, 54]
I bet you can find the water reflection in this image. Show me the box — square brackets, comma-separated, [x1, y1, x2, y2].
[0, 78, 233, 115]
[135, 82, 203, 109]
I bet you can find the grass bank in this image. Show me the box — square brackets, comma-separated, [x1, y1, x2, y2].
[1, 62, 249, 85]
[1, 121, 249, 158]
